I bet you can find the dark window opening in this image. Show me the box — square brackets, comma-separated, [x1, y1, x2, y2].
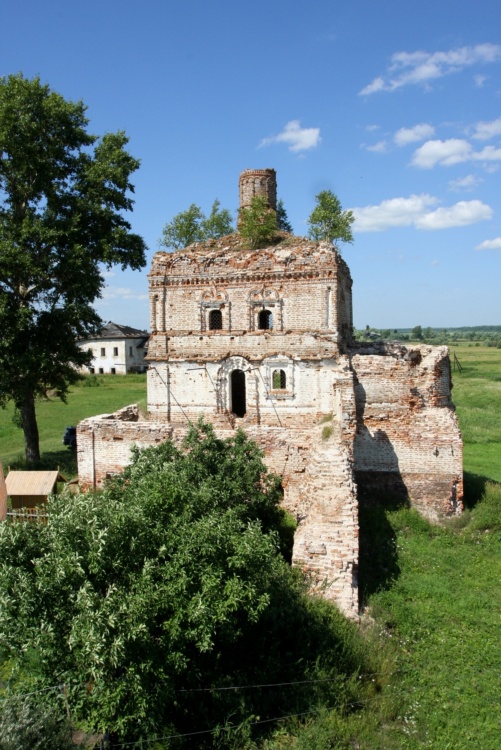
[111, 368, 116, 375]
[230, 369, 246, 417]
[99, 368, 104, 374]
[272, 369, 286, 389]
[129, 346, 133, 356]
[258, 309, 273, 330]
[89, 367, 95, 374]
[100, 348, 106, 356]
[113, 347, 118, 356]
[209, 309, 223, 330]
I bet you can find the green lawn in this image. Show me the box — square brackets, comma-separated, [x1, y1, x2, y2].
[0, 374, 146, 473]
[452, 344, 501, 485]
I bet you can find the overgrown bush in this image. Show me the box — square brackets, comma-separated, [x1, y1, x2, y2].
[0, 421, 379, 746]
[0, 695, 73, 750]
[468, 481, 501, 532]
[239, 195, 278, 249]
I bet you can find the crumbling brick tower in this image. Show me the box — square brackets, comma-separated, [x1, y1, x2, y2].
[77, 168, 463, 618]
[238, 168, 277, 211]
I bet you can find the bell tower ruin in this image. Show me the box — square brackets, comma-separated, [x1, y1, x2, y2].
[239, 168, 277, 211]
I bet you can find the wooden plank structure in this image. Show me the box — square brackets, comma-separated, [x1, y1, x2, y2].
[0, 464, 6, 521]
[5, 470, 65, 510]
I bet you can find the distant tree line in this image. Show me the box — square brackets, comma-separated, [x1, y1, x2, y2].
[354, 325, 501, 347]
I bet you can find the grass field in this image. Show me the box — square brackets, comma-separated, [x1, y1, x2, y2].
[0, 347, 499, 748]
[451, 344, 501, 485]
[0, 374, 147, 474]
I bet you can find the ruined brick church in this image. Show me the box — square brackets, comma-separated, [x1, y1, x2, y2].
[77, 169, 463, 617]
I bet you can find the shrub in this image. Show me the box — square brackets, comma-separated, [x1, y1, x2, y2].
[469, 481, 501, 532]
[0, 696, 73, 750]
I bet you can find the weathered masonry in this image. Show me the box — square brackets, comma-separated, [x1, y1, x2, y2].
[77, 168, 463, 618]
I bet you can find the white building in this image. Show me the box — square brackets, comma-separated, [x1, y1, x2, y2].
[79, 321, 149, 375]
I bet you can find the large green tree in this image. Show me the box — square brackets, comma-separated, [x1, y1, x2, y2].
[0, 74, 146, 462]
[307, 189, 355, 245]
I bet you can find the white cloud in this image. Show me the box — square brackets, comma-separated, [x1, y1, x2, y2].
[475, 237, 501, 250]
[259, 120, 321, 152]
[101, 286, 148, 301]
[365, 140, 387, 153]
[412, 138, 501, 168]
[360, 76, 385, 95]
[366, 124, 380, 132]
[412, 139, 472, 167]
[472, 117, 501, 140]
[352, 194, 492, 232]
[415, 200, 492, 229]
[394, 123, 435, 146]
[448, 174, 482, 191]
[352, 194, 438, 231]
[474, 74, 487, 87]
[359, 43, 501, 95]
[472, 145, 501, 161]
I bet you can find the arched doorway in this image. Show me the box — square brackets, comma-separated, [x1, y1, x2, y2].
[230, 369, 246, 417]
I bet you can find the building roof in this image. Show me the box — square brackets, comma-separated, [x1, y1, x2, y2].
[6, 471, 65, 497]
[82, 322, 149, 341]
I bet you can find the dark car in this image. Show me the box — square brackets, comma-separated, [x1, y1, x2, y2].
[62, 426, 77, 450]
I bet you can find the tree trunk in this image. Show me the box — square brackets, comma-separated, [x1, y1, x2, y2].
[19, 393, 40, 464]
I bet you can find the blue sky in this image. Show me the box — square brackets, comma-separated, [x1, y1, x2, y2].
[3, 0, 501, 330]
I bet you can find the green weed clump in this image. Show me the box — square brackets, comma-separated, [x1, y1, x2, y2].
[468, 481, 501, 532]
[82, 374, 101, 387]
[319, 413, 333, 424]
[322, 425, 334, 441]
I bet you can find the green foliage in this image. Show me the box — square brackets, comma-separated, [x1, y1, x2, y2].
[160, 199, 233, 249]
[0, 74, 146, 462]
[321, 425, 333, 441]
[468, 481, 501, 531]
[0, 695, 73, 750]
[411, 325, 423, 340]
[82, 374, 101, 388]
[160, 203, 205, 248]
[276, 198, 293, 233]
[0, 422, 379, 744]
[238, 195, 278, 249]
[307, 190, 354, 245]
[202, 199, 234, 239]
